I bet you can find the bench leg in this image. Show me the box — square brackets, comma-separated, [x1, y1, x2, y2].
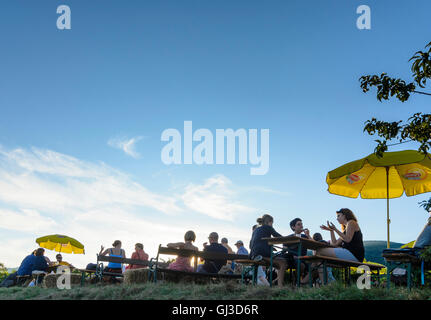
[269, 245, 273, 287]
[343, 268, 347, 288]
[81, 272, 85, 286]
[347, 267, 351, 286]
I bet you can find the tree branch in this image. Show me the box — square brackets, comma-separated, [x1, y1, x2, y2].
[413, 90, 431, 96]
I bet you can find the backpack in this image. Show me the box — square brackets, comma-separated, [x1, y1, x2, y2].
[86, 263, 97, 271]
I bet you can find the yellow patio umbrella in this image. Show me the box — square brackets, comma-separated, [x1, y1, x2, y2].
[36, 234, 85, 254]
[326, 150, 431, 249]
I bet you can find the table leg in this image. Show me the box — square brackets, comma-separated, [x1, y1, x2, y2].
[323, 262, 327, 285]
[308, 263, 312, 288]
[407, 262, 412, 291]
[386, 262, 390, 290]
[241, 267, 245, 284]
[297, 242, 302, 287]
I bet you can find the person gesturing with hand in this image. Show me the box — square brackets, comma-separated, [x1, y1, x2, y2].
[317, 209, 365, 263]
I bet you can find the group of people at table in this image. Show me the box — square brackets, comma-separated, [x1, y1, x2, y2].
[1, 249, 75, 287]
[97, 207, 364, 287]
[2, 207, 364, 288]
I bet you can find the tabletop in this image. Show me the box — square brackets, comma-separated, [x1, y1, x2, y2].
[262, 235, 335, 250]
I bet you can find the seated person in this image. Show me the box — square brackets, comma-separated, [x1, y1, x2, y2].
[281, 218, 311, 282]
[314, 208, 365, 285]
[313, 233, 324, 243]
[221, 237, 235, 273]
[1, 250, 37, 287]
[221, 238, 234, 254]
[99, 240, 126, 281]
[413, 211, 431, 249]
[197, 232, 228, 273]
[303, 233, 336, 284]
[32, 248, 49, 272]
[17, 250, 37, 277]
[317, 208, 365, 262]
[250, 214, 287, 287]
[284, 218, 312, 256]
[126, 243, 149, 270]
[51, 254, 75, 270]
[32, 248, 49, 284]
[234, 240, 248, 255]
[167, 231, 198, 272]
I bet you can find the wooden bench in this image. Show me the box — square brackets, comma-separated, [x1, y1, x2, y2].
[79, 255, 167, 285]
[153, 245, 251, 284]
[15, 275, 31, 287]
[298, 255, 385, 287]
[15, 271, 48, 287]
[234, 259, 271, 285]
[382, 251, 428, 290]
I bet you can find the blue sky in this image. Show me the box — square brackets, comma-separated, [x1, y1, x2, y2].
[1, 0, 430, 268]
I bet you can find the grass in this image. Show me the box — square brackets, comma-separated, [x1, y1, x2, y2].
[1, 281, 431, 300]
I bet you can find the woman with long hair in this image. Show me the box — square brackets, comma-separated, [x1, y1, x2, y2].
[317, 208, 365, 262]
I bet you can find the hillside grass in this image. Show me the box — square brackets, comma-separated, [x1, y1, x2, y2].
[1, 281, 431, 300]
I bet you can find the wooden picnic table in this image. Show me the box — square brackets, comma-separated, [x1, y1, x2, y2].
[263, 235, 334, 287]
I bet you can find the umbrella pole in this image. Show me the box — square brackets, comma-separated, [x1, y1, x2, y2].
[386, 167, 390, 249]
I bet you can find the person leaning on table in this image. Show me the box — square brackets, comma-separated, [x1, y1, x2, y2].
[249, 213, 287, 287]
[317, 208, 365, 262]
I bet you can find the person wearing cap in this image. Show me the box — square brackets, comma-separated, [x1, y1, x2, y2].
[234, 240, 248, 255]
[317, 208, 365, 262]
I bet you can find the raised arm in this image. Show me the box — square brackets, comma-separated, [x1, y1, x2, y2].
[321, 223, 342, 246]
[99, 245, 108, 256]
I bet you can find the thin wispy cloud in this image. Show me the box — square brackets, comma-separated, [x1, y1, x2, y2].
[0, 208, 57, 233]
[0, 146, 257, 268]
[0, 147, 181, 215]
[181, 175, 256, 221]
[108, 136, 144, 158]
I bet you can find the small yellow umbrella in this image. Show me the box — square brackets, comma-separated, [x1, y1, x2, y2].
[36, 234, 85, 254]
[401, 240, 415, 248]
[326, 150, 431, 248]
